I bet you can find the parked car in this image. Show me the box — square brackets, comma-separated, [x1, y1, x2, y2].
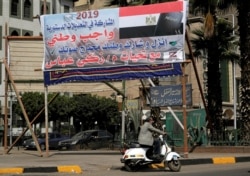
[58, 129, 113, 150]
[22, 132, 70, 150]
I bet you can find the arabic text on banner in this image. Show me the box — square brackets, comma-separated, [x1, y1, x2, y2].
[41, 1, 187, 71]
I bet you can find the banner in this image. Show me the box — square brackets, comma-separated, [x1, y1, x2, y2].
[150, 84, 192, 107]
[43, 63, 182, 85]
[41, 1, 187, 85]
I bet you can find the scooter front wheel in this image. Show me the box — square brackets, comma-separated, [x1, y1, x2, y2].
[124, 161, 139, 172]
[165, 160, 181, 172]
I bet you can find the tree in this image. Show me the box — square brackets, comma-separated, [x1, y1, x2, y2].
[237, 1, 250, 143]
[71, 94, 120, 133]
[191, 18, 239, 140]
[189, 0, 229, 140]
[190, 0, 250, 144]
[13, 92, 120, 135]
[13, 92, 45, 126]
[48, 94, 75, 132]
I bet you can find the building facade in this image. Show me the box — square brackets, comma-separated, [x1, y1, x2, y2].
[0, 0, 76, 144]
[0, 1, 241, 145]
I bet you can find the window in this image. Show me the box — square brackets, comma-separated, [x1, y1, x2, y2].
[40, 1, 50, 15]
[23, 0, 32, 20]
[10, 0, 21, 18]
[0, 26, 2, 50]
[0, 26, 2, 85]
[11, 31, 19, 36]
[9, 28, 20, 36]
[11, 0, 18, 16]
[91, 131, 98, 137]
[22, 29, 33, 36]
[0, 0, 3, 16]
[99, 131, 106, 137]
[64, 5, 70, 13]
[24, 32, 31, 36]
[221, 60, 230, 102]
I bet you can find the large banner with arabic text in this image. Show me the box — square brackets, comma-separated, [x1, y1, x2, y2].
[41, 1, 187, 85]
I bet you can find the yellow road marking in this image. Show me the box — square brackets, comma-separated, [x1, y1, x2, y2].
[213, 157, 236, 164]
[57, 165, 82, 174]
[0, 168, 24, 174]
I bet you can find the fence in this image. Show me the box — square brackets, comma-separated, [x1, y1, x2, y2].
[165, 109, 249, 147]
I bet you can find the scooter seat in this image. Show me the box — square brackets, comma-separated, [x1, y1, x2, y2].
[129, 142, 141, 148]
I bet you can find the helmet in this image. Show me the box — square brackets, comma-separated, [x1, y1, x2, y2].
[142, 115, 147, 120]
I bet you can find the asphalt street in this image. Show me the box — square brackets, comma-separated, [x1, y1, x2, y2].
[0, 147, 250, 175]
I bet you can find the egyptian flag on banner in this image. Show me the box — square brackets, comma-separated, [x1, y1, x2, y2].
[119, 1, 184, 39]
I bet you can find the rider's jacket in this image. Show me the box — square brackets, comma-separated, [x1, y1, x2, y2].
[138, 122, 165, 146]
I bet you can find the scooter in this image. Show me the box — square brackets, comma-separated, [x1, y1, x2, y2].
[120, 135, 181, 172]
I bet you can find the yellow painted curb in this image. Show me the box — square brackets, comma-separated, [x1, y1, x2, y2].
[0, 168, 24, 174]
[149, 162, 165, 169]
[213, 157, 236, 164]
[57, 165, 82, 174]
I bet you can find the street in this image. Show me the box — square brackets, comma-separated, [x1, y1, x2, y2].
[8, 162, 250, 176]
[1, 148, 250, 176]
[84, 162, 250, 176]
[0, 149, 250, 176]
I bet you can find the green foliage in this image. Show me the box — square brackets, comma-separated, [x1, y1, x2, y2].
[71, 94, 120, 132]
[13, 92, 45, 124]
[191, 18, 239, 132]
[191, 18, 239, 62]
[13, 92, 120, 133]
[49, 94, 74, 122]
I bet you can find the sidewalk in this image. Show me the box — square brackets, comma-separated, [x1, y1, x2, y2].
[0, 147, 249, 174]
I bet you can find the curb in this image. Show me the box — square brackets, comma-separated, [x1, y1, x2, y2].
[150, 156, 250, 169]
[0, 165, 82, 175]
[181, 156, 250, 165]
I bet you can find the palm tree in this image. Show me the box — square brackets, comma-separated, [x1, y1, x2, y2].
[191, 18, 239, 141]
[236, 0, 250, 144]
[190, 0, 250, 144]
[189, 0, 224, 139]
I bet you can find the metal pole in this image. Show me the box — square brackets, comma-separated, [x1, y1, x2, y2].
[121, 80, 126, 145]
[9, 96, 13, 145]
[121, 111, 125, 144]
[231, 14, 237, 131]
[185, 32, 210, 125]
[182, 63, 188, 158]
[45, 86, 49, 157]
[230, 15, 237, 134]
[4, 23, 9, 152]
[233, 62, 237, 130]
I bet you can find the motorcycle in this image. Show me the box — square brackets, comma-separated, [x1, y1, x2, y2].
[120, 135, 181, 172]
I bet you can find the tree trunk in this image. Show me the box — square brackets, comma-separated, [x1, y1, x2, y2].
[237, 0, 250, 143]
[206, 39, 223, 140]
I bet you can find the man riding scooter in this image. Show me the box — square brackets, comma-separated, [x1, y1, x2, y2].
[138, 116, 166, 160]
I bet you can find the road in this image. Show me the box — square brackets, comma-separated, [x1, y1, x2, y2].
[7, 161, 250, 176]
[1, 148, 250, 176]
[80, 162, 250, 176]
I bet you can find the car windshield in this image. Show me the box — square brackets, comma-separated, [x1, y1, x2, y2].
[37, 133, 46, 138]
[71, 131, 90, 139]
